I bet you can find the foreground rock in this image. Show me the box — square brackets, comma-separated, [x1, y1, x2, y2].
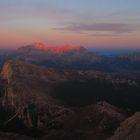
[41, 102, 126, 140]
[109, 112, 140, 140]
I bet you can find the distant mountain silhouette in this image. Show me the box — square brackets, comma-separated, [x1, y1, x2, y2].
[18, 42, 86, 53]
[14, 43, 101, 70]
[1, 43, 140, 72]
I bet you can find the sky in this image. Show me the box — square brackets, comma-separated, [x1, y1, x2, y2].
[0, 0, 140, 48]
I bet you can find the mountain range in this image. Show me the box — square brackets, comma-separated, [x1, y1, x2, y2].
[0, 43, 140, 139]
[1, 43, 140, 72]
[0, 60, 139, 139]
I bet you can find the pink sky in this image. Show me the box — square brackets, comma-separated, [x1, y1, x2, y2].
[0, 0, 140, 48]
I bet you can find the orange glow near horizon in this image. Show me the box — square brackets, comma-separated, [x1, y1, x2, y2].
[0, 0, 140, 49]
[0, 28, 140, 49]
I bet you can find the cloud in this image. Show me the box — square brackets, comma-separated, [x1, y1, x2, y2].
[0, 2, 82, 23]
[54, 23, 135, 35]
[88, 33, 119, 37]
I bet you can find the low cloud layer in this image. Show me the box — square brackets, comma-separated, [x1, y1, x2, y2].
[54, 23, 134, 35]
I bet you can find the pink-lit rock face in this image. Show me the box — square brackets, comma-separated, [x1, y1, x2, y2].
[31, 42, 82, 53]
[32, 42, 47, 50]
[46, 45, 82, 53]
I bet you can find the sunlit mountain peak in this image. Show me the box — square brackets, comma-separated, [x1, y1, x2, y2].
[31, 42, 47, 50]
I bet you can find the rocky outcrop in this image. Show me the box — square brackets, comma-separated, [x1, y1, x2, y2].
[109, 112, 140, 140]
